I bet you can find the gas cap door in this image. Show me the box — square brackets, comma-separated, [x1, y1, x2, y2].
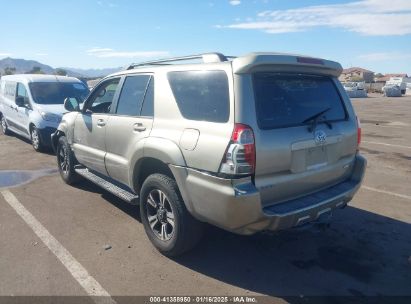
[179, 128, 200, 151]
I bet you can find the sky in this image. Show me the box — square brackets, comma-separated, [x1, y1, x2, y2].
[1, 0, 411, 74]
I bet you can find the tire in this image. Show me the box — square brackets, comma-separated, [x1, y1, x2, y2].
[56, 136, 82, 185]
[140, 174, 204, 256]
[1, 115, 10, 135]
[31, 126, 45, 152]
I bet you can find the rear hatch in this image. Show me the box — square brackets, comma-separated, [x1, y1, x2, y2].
[252, 72, 357, 206]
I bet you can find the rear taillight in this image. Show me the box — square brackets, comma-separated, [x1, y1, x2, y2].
[219, 124, 255, 176]
[356, 116, 362, 148]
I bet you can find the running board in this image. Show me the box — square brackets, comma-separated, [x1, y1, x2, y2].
[74, 167, 139, 205]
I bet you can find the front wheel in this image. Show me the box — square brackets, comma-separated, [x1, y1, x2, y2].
[31, 126, 44, 152]
[140, 174, 204, 256]
[1, 115, 10, 135]
[56, 136, 81, 185]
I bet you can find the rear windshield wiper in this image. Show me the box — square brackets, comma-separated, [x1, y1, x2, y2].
[302, 107, 332, 132]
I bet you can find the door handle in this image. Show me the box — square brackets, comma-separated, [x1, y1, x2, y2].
[133, 123, 146, 132]
[97, 119, 106, 127]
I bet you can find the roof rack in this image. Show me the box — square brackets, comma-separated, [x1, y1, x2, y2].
[126, 52, 230, 70]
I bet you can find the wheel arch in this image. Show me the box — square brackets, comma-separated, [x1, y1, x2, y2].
[130, 136, 189, 196]
[130, 137, 186, 191]
[51, 130, 66, 153]
[132, 157, 174, 194]
[29, 122, 36, 132]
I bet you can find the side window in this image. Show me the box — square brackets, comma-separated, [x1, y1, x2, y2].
[167, 71, 230, 123]
[87, 78, 120, 114]
[5, 82, 16, 97]
[116, 75, 151, 116]
[141, 77, 154, 117]
[16, 83, 29, 105]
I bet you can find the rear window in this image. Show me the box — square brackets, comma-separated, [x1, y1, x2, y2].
[253, 73, 347, 129]
[168, 71, 229, 123]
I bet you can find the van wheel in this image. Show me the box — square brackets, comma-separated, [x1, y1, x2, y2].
[1, 115, 10, 135]
[140, 174, 204, 256]
[31, 126, 44, 152]
[57, 136, 81, 185]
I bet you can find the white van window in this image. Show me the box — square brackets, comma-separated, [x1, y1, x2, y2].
[5, 82, 16, 97]
[17, 83, 28, 98]
[16, 83, 30, 105]
[29, 82, 89, 105]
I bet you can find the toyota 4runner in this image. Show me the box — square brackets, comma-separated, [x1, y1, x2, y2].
[51, 52, 366, 256]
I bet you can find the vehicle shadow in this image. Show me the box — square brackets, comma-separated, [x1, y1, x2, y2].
[70, 180, 411, 299]
[6, 133, 54, 155]
[172, 206, 411, 299]
[74, 179, 141, 222]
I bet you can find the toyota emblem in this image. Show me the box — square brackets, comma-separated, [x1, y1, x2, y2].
[314, 130, 327, 145]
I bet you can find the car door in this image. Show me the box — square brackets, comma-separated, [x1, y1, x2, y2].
[72, 77, 121, 175]
[15, 82, 32, 136]
[105, 74, 154, 186]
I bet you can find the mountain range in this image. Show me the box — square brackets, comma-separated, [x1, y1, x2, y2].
[0, 57, 121, 78]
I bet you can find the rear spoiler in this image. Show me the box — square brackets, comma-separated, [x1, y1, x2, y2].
[232, 53, 343, 77]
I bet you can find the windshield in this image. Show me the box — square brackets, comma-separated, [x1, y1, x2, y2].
[253, 73, 347, 129]
[29, 82, 89, 105]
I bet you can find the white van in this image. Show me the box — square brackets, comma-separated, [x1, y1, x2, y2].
[0, 74, 89, 151]
[386, 77, 411, 95]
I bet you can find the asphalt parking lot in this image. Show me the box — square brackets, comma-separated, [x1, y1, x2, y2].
[0, 94, 410, 303]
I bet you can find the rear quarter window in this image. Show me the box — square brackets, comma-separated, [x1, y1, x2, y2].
[168, 70, 230, 123]
[253, 73, 347, 129]
[4, 81, 16, 97]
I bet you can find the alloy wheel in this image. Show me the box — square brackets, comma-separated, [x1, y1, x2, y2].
[58, 145, 69, 175]
[146, 189, 175, 241]
[1, 117, 7, 133]
[31, 129, 40, 150]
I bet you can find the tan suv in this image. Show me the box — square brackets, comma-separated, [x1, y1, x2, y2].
[51, 52, 366, 256]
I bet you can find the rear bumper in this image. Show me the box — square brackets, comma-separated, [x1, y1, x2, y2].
[170, 154, 366, 235]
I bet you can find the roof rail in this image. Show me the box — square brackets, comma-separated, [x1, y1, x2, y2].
[126, 52, 229, 70]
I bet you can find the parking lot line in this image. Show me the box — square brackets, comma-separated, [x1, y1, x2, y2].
[362, 141, 411, 150]
[0, 189, 116, 304]
[362, 186, 411, 201]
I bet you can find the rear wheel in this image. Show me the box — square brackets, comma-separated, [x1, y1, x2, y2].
[57, 136, 81, 185]
[140, 174, 204, 256]
[1, 115, 10, 135]
[31, 126, 44, 152]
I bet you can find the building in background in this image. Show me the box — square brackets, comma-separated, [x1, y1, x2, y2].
[339, 67, 375, 83]
[375, 73, 408, 83]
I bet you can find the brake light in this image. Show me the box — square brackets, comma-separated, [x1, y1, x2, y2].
[356, 116, 362, 148]
[297, 57, 324, 65]
[219, 124, 255, 176]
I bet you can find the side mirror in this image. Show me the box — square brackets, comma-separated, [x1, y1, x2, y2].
[64, 97, 80, 112]
[15, 96, 25, 107]
[97, 88, 106, 98]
